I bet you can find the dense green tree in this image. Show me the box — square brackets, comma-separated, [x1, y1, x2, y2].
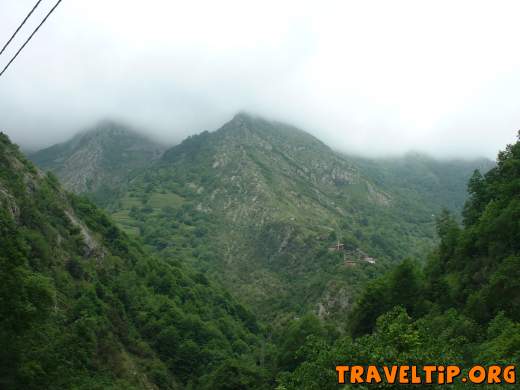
[276, 314, 326, 372]
[349, 259, 425, 336]
[279, 133, 520, 388]
[201, 359, 269, 390]
[0, 133, 265, 389]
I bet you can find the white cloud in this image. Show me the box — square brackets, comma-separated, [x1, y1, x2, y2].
[0, 0, 518, 157]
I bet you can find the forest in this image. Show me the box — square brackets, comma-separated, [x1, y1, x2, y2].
[1, 129, 519, 389]
[276, 132, 520, 389]
[1, 1, 518, 388]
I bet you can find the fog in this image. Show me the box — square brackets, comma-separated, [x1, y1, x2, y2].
[1, 0, 519, 158]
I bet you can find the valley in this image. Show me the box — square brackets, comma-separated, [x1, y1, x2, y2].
[3, 116, 519, 389]
[2, 2, 518, 388]
[30, 113, 493, 325]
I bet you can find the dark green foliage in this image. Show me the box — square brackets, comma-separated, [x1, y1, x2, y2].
[279, 133, 520, 387]
[0, 133, 267, 389]
[477, 312, 520, 365]
[352, 152, 494, 219]
[425, 133, 520, 323]
[201, 359, 270, 390]
[276, 314, 326, 372]
[277, 307, 470, 389]
[0, 208, 55, 389]
[66, 113, 490, 329]
[349, 259, 426, 336]
[28, 115, 491, 333]
[13, 117, 515, 389]
[29, 121, 167, 200]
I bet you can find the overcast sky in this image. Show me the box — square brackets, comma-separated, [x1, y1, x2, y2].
[1, 0, 519, 158]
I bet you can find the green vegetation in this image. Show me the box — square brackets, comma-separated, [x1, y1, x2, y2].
[13, 114, 515, 389]
[29, 120, 166, 204]
[93, 113, 488, 326]
[351, 152, 493, 218]
[276, 132, 520, 388]
[0, 133, 267, 389]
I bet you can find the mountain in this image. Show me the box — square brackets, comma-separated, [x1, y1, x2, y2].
[0, 132, 268, 389]
[16, 113, 507, 388]
[73, 113, 491, 323]
[350, 152, 494, 219]
[276, 133, 520, 390]
[29, 121, 167, 205]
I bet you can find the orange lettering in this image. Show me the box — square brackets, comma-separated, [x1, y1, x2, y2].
[336, 366, 349, 384]
[423, 365, 436, 384]
[411, 366, 421, 384]
[365, 366, 382, 383]
[383, 366, 398, 384]
[469, 366, 486, 384]
[446, 366, 461, 384]
[438, 366, 445, 384]
[504, 366, 516, 384]
[488, 365, 501, 384]
[399, 366, 410, 383]
[350, 366, 364, 383]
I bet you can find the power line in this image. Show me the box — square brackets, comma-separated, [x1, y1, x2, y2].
[0, 0, 45, 57]
[0, 0, 64, 79]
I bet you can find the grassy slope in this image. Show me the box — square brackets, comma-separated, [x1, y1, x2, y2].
[101, 114, 491, 324]
[29, 121, 167, 204]
[0, 132, 265, 389]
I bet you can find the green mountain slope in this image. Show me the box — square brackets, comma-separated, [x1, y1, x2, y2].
[351, 152, 494, 219]
[93, 113, 490, 323]
[276, 133, 520, 390]
[29, 121, 167, 205]
[0, 133, 267, 389]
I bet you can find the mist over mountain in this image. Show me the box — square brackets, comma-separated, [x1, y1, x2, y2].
[30, 120, 167, 204]
[29, 113, 494, 324]
[4, 110, 519, 389]
[3, 1, 520, 387]
[2, 2, 520, 159]
[350, 152, 494, 216]
[278, 132, 520, 388]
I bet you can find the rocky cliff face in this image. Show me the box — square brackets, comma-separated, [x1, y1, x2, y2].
[30, 120, 167, 195]
[28, 113, 493, 324]
[161, 113, 390, 224]
[1, 132, 263, 389]
[107, 114, 442, 322]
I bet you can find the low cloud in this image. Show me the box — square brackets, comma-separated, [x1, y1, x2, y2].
[1, 0, 519, 158]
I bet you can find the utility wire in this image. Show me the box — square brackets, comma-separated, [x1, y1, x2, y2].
[0, 0, 63, 79]
[0, 0, 45, 57]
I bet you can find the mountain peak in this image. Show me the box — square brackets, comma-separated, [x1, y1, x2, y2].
[218, 112, 327, 149]
[75, 120, 146, 142]
[29, 122, 167, 194]
[161, 112, 333, 168]
[226, 111, 270, 129]
[231, 110, 255, 121]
